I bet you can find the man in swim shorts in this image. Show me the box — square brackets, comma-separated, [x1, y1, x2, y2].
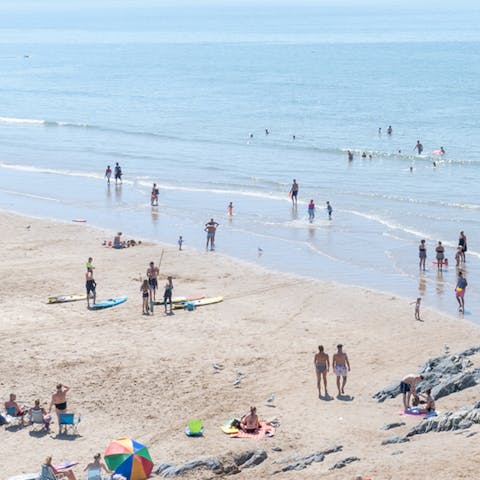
[114, 162, 122, 184]
[314, 345, 330, 398]
[85, 267, 96, 308]
[289, 179, 299, 206]
[400, 374, 424, 411]
[49, 384, 70, 434]
[332, 344, 351, 396]
[147, 261, 159, 301]
[205, 218, 219, 251]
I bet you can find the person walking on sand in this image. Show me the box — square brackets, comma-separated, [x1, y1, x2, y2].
[399, 374, 424, 411]
[332, 344, 350, 396]
[289, 179, 299, 206]
[308, 199, 315, 223]
[414, 140, 423, 155]
[228, 202, 233, 216]
[104, 165, 112, 184]
[140, 279, 150, 315]
[85, 267, 96, 308]
[163, 276, 174, 314]
[48, 384, 70, 434]
[418, 239, 427, 271]
[435, 241, 445, 271]
[147, 261, 159, 301]
[205, 218, 219, 251]
[455, 270, 468, 313]
[114, 162, 122, 184]
[410, 297, 421, 321]
[326, 201, 333, 220]
[314, 345, 330, 398]
[458, 231, 467, 263]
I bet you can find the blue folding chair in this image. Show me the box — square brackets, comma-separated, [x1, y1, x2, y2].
[5, 405, 25, 426]
[59, 413, 81, 434]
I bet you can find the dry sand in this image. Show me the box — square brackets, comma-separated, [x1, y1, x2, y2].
[1, 211, 479, 480]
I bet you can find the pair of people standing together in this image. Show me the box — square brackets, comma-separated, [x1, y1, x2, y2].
[314, 344, 351, 398]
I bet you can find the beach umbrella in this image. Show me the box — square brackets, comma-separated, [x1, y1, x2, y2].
[104, 437, 153, 480]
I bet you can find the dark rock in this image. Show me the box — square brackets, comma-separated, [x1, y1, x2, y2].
[466, 432, 478, 438]
[271, 447, 282, 452]
[381, 435, 410, 445]
[160, 458, 222, 477]
[329, 456, 360, 470]
[391, 450, 403, 455]
[407, 403, 480, 437]
[373, 383, 400, 403]
[382, 421, 406, 430]
[239, 449, 267, 468]
[273, 446, 342, 474]
[155, 463, 176, 474]
[431, 371, 478, 400]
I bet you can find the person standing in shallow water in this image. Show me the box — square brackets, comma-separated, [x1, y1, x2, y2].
[314, 345, 330, 398]
[289, 179, 299, 206]
[418, 239, 427, 271]
[414, 140, 423, 154]
[458, 231, 467, 263]
[455, 270, 467, 313]
[435, 241, 445, 271]
[307, 199, 315, 223]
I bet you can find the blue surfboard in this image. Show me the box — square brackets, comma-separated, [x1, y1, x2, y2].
[91, 296, 127, 310]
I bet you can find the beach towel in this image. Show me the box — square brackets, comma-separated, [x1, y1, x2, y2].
[229, 421, 275, 439]
[400, 408, 437, 418]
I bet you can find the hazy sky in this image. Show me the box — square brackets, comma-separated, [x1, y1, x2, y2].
[0, 0, 478, 8]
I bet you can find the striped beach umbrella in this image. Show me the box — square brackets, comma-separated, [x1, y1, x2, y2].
[104, 437, 153, 480]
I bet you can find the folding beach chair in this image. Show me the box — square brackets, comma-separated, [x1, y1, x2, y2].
[86, 467, 101, 480]
[59, 413, 81, 434]
[40, 465, 57, 480]
[29, 409, 46, 431]
[5, 405, 25, 426]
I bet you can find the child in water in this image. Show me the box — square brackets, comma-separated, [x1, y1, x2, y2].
[308, 200, 315, 223]
[227, 202, 233, 216]
[326, 201, 333, 220]
[178, 236, 183, 251]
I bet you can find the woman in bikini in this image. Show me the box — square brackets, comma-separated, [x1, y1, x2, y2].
[314, 345, 330, 398]
[418, 239, 427, 271]
[240, 406, 260, 433]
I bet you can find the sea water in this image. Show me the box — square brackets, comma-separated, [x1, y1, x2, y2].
[1, 4, 480, 318]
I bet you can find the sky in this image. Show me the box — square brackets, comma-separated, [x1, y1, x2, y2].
[0, 0, 478, 8]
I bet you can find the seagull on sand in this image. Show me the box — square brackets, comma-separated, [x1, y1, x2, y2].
[266, 394, 275, 404]
[233, 378, 241, 387]
[212, 363, 224, 373]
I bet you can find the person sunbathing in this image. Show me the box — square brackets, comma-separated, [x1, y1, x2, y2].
[29, 399, 52, 431]
[41, 456, 76, 480]
[418, 388, 436, 413]
[240, 406, 260, 433]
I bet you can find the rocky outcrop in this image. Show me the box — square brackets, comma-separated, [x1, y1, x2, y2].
[154, 449, 268, 477]
[373, 346, 480, 402]
[406, 401, 480, 437]
[329, 456, 360, 470]
[273, 446, 342, 474]
[381, 435, 410, 445]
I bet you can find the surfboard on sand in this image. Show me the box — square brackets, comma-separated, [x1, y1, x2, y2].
[154, 295, 205, 306]
[48, 294, 87, 304]
[91, 296, 127, 310]
[173, 296, 224, 310]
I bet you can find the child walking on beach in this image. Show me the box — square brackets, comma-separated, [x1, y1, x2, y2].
[141, 279, 150, 315]
[410, 297, 421, 321]
[308, 200, 315, 223]
[326, 201, 333, 220]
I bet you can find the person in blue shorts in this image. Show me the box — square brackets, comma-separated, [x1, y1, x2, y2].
[289, 179, 299, 206]
[314, 345, 330, 398]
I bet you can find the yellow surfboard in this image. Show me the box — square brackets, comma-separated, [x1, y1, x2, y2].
[173, 296, 224, 310]
[47, 294, 87, 304]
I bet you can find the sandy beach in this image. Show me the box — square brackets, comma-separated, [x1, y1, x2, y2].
[1, 210, 479, 480]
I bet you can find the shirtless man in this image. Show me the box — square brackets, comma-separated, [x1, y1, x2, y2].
[205, 218, 219, 251]
[49, 384, 70, 433]
[399, 374, 424, 411]
[147, 261, 159, 301]
[289, 179, 299, 206]
[314, 345, 330, 398]
[85, 267, 96, 308]
[240, 406, 260, 433]
[332, 344, 351, 396]
[414, 140, 423, 154]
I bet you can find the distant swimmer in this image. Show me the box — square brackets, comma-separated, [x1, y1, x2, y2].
[227, 201, 233, 216]
[387, 125, 392, 135]
[292, 135, 296, 140]
[378, 127, 382, 134]
[289, 179, 299, 206]
[308, 199, 315, 223]
[347, 150, 353, 161]
[114, 162, 122, 184]
[151, 183, 159, 206]
[414, 140, 423, 155]
[249, 133, 254, 138]
[205, 218, 219, 251]
[326, 201, 333, 220]
[105, 165, 112, 184]
[440, 146, 445, 154]
[361, 152, 367, 158]
[409, 166, 413, 172]
[265, 128, 269, 135]
[432, 161, 437, 167]
[368, 154, 372, 159]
